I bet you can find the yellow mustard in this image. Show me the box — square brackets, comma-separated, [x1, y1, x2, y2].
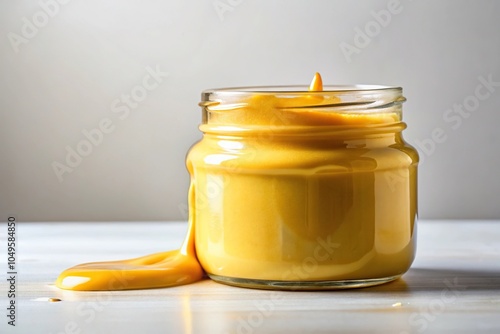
[190, 73, 418, 289]
[56, 73, 418, 291]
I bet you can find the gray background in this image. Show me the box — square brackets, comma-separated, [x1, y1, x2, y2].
[1, 0, 499, 221]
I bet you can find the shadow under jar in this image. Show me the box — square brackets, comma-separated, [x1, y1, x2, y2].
[186, 85, 419, 290]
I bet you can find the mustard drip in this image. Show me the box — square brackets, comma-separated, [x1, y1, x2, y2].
[309, 72, 323, 91]
[56, 183, 203, 290]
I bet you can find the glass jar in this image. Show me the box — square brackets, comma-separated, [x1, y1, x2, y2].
[186, 85, 419, 290]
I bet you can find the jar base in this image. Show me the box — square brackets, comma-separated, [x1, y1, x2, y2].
[208, 274, 401, 291]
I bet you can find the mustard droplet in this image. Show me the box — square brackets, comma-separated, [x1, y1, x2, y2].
[308, 72, 323, 91]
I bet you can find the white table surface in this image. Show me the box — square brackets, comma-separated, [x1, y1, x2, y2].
[1, 220, 499, 334]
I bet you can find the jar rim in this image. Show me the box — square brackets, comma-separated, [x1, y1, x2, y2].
[202, 85, 402, 95]
[200, 85, 406, 126]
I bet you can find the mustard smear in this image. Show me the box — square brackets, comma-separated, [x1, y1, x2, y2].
[56, 184, 203, 290]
